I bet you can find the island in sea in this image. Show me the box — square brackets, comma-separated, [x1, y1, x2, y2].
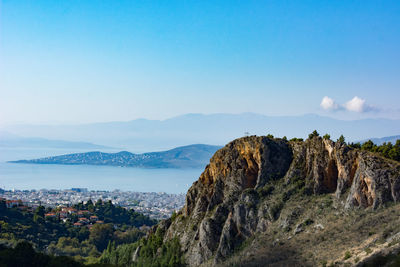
[9, 144, 221, 169]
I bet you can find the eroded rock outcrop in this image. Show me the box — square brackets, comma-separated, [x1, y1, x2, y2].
[141, 136, 400, 266]
[169, 137, 292, 265]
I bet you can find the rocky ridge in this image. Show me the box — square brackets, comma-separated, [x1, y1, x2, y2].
[139, 136, 400, 266]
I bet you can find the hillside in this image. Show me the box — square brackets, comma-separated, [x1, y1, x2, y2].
[0, 198, 155, 265]
[108, 135, 400, 266]
[9, 144, 221, 169]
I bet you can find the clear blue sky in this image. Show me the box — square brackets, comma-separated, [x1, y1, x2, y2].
[1, 0, 399, 125]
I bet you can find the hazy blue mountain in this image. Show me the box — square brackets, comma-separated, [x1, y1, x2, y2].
[9, 144, 221, 169]
[4, 113, 400, 152]
[358, 135, 400, 145]
[0, 131, 112, 149]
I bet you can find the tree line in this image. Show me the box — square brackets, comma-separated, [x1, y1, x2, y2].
[306, 130, 400, 162]
[265, 130, 400, 163]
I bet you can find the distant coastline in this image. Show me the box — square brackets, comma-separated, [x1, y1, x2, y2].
[8, 144, 221, 169]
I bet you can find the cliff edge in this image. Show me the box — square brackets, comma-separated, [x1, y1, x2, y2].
[137, 136, 400, 266]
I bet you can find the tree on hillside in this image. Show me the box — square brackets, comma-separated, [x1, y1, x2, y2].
[33, 206, 45, 223]
[337, 135, 345, 144]
[95, 199, 103, 208]
[323, 134, 330, 140]
[308, 130, 319, 139]
[0, 199, 6, 212]
[377, 142, 393, 158]
[361, 140, 375, 151]
[389, 140, 400, 161]
[290, 138, 303, 142]
[86, 199, 94, 212]
[89, 223, 114, 252]
[348, 142, 361, 149]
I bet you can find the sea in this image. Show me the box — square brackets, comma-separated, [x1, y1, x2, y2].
[0, 147, 203, 194]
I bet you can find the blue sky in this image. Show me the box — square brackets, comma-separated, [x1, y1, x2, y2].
[1, 0, 400, 125]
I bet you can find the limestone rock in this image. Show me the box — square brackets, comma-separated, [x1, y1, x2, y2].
[142, 136, 400, 266]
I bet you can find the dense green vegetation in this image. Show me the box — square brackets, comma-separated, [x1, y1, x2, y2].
[306, 130, 400, 163]
[0, 198, 156, 264]
[99, 227, 185, 267]
[73, 199, 156, 227]
[349, 139, 400, 162]
[0, 202, 69, 250]
[361, 140, 400, 161]
[308, 130, 319, 139]
[98, 242, 138, 266]
[0, 242, 83, 267]
[289, 137, 304, 142]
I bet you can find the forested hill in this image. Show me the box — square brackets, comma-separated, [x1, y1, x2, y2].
[10, 144, 221, 169]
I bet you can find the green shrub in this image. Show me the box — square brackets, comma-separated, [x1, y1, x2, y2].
[337, 135, 346, 144]
[348, 142, 361, 149]
[171, 211, 178, 221]
[323, 134, 330, 140]
[270, 200, 284, 220]
[365, 247, 372, 254]
[290, 138, 304, 142]
[257, 185, 275, 198]
[0, 242, 82, 267]
[308, 130, 320, 139]
[100, 226, 185, 267]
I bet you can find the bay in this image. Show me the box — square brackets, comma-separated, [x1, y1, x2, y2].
[0, 147, 203, 194]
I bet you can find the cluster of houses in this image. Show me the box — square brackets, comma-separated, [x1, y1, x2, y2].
[1, 197, 105, 229]
[44, 207, 104, 228]
[1, 198, 31, 211]
[1, 189, 185, 220]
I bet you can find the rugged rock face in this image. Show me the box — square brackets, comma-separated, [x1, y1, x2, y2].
[288, 138, 400, 209]
[144, 136, 400, 266]
[176, 137, 292, 265]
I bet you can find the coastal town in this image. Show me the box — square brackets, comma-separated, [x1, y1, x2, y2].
[0, 188, 185, 220]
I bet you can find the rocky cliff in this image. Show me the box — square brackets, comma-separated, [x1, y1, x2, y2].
[138, 136, 400, 266]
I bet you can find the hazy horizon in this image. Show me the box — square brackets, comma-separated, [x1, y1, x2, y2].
[1, 113, 400, 155]
[2, 111, 400, 128]
[1, 1, 400, 126]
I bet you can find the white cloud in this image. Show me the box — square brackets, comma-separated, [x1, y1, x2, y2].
[320, 96, 339, 111]
[344, 96, 374, 113]
[320, 96, 378, 113]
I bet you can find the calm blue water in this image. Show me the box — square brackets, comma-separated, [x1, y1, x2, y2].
[0, 148, 203, 193]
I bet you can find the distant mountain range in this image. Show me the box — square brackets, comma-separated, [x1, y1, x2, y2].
[0, 131, 113, 149]
[358, 135, 400, 145]
[9, 144, 221, 169]
[3, 113, 400, 152]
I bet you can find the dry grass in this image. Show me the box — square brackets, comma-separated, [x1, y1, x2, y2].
[221, 193, 400, 267]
